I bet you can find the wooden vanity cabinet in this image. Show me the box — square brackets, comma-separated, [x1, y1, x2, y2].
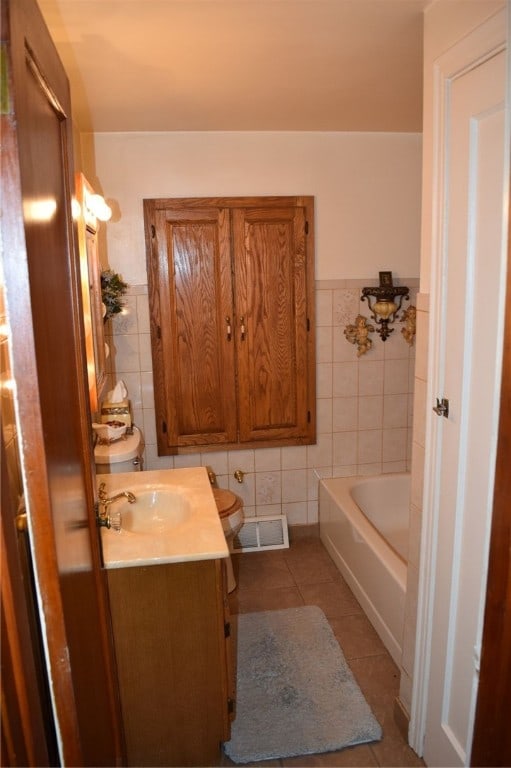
[144, 195, 316, 454]
[106, 558, 234, 767]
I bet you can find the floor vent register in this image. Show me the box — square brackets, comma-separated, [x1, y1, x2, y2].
[231, 515, 289, 553]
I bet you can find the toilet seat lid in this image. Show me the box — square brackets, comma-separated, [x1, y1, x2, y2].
[213, 488, 243, 518]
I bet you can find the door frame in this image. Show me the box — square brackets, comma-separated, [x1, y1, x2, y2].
[470, 191, 511, 766]
[409, 7, 510, 760]
[1, 0, 124, 763]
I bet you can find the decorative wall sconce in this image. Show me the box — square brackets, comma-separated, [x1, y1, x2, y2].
[361, 271, 409, 341]
[344, 315, 375, 357]
[400, 304, 416, 346]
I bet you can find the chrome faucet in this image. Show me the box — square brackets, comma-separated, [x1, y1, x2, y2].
[97, 482, 136, 530]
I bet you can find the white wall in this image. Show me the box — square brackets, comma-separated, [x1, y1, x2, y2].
[84, 131, 421, 283]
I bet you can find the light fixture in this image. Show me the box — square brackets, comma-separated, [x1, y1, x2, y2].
[89, 193, 112, 222]
[361, 271, 409, 341]
[84, 189, 112, 222]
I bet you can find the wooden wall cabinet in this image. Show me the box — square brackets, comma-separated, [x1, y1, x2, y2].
[107, 558, 234, 767]
[76, 173, 108, 416]
[144, 196, 316, 454]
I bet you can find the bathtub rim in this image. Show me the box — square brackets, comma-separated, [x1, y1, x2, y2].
[320, 472, 409, 591]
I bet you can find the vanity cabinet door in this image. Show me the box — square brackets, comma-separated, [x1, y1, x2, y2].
[107, 558, 232, 767]
[145, 196, 315, 454]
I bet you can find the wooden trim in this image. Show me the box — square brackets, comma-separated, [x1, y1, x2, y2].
[1, 5, 83, 761]
[470, 189, 511, 768]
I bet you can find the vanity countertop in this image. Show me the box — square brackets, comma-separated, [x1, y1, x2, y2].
[97, 466, 229, 569]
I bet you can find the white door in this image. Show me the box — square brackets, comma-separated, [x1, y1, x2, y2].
[413, 10, 508, 768]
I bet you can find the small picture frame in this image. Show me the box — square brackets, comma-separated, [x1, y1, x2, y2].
[379, 271, 393, 287]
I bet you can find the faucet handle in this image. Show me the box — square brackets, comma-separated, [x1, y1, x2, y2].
[108, 508, 122, 532]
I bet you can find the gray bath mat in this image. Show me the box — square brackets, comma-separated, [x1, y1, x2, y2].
[224, 605, 382, 763]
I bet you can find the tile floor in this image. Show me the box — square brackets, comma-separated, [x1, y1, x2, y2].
[222, 526, 425, 768]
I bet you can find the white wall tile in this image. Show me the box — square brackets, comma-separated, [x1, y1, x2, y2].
[333, 396, 358, 431]
[281, 469, 307, 503]
[333, 361, 358, 397]
[358, 359, 384, 395]
[307, 499, 319, 524]
[316, 362, 333, 398]
[139, 334, 153, 371]
[307, 434, 333, 468]
[136, 294, 150, 333]
[281, 446, 307, 470]
[358, 429, 382, 464]
[255, 472, 281, 505]
[316, 289, 333, 327]
[254, 447, 281, 472]
[229, 472, 255, 506]
[333, 431, 357, 466]
[382, 427, 408, 462]
[383, 358, 409, 394]
[383, 393, 408, 428]
[141, 371, 155, 409]
[228, 449, 255, 475]
[111, 333, 140, 373]
[316, 326, 333, 363]
[358, 395, 383, 430]
[200, 451, 229, 476]
[316, 398, 333, 434]
[111, 294, 138, 335]
[283, 501, 308, 525]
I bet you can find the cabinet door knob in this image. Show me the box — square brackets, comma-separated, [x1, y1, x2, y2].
[240, 316, 246, 341]
[226, 316, 232, 341]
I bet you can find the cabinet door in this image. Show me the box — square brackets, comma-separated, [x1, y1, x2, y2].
[145, 196, 315, 454]
[233, 203, 314, 443]
[146, 203, 237, 452]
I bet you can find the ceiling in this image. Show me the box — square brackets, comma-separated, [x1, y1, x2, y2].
[38, 0, 427, 134]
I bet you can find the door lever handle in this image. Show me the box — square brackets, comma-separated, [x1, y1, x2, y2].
[433, 397, 449, 418]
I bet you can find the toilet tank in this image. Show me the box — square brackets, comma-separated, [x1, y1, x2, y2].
[94, 425, 143, 473]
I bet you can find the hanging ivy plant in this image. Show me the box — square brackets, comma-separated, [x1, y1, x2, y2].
[101, 269, 128, 321]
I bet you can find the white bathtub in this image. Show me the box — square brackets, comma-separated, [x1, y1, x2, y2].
[319, 473, 410, 665]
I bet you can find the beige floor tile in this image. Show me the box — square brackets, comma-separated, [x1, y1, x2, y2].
[221, 752, 282, 767]
[369, 716, 425, 767]
[284, 543, 341, 585]
[232, 551, 296, 590]
[282, 743, 378, 766]
[348, 654, 400, 722]
[230, 586, 305, 614]
[298, 579, 363, 620]
[329, 613, 387, 660]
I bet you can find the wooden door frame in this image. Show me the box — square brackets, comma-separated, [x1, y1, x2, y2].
[470, 188, 511, 766]
[1, 0, 124, 763]
[1, 5, 82, 760]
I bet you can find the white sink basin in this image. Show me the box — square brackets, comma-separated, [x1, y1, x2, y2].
[120, 485, 192, 533]
[97, 467, 229, 569]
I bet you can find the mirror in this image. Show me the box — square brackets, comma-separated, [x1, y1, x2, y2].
[76, 173, 108, 416]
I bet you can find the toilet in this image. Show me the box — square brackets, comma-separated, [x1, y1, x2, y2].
[94, 425, 143, 473]
[212, 488, 244, 593]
